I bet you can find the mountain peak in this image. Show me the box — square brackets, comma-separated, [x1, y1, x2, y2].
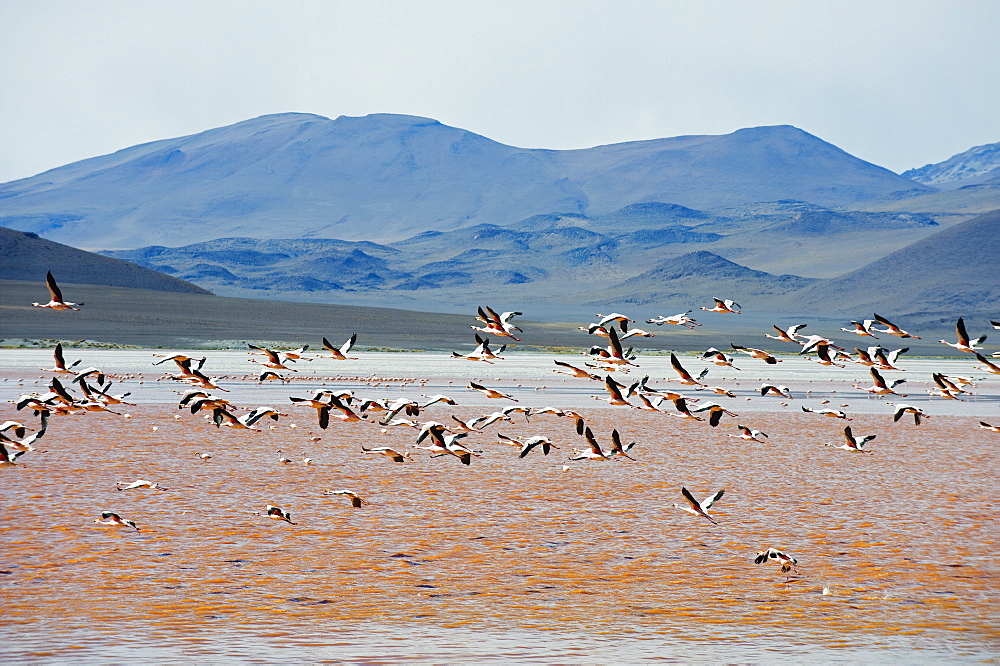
[0, 114, 934, 247]
[332, 113, 443, 129]
[902, 141, 1000, 189]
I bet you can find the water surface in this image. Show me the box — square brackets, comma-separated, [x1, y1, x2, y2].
[1, 350, 997, 661]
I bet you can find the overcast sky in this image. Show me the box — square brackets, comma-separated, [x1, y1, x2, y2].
[1, 0, 997, 183]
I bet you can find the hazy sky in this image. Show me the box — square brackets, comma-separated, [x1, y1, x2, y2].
[1, 0, 997, 183]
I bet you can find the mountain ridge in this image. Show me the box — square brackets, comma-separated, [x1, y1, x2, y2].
[0, 227, 212, 295]
[0, 113, 934, 248]
[901, 141, 1000, 189]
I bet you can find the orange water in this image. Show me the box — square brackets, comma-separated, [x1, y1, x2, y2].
[1, 371, 998, 660]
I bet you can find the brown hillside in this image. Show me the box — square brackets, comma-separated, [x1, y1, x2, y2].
[777, 209, 1000, 320]
[0, 227, 212, 294]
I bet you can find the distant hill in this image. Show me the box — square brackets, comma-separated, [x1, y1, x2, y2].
[0, 279, 487, 349]
[776, 208, 1000, 322]
[0, 227, 212, 294]
[0, 112, 932, 248]
[902, 142, 1000, 189]
[584, 251, 819, 309]
[95, 199, 995, 320]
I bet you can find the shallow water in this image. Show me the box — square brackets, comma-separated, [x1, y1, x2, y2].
[1, 350, 998, 661]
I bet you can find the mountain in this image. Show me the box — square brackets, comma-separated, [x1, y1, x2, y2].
[776, 208, 1000, 322]
[0, 113, 932, 248]
[104, 202, 937, 302]
[584, 251, 819, 309]
[95, 197, 993, 319]
[0, 227, 212, 295]
[902, 142, 1000, 189]
[0, 279, 505, 350]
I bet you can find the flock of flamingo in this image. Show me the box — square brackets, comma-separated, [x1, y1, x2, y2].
[4, 272, 999, 581]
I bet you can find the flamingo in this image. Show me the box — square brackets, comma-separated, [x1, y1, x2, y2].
[328, 394, 368, 423]
[94, 511, 139, 530]
[801, 406, 851, 420]
[889, 403, 928, 425]
[668, 397, 704, 421]
[766, 323, 807, 343]
[826, 425, 875, 453]
[257, 371, 289, 383]
[180, 390, 233, 413]
[731, 343, 780, 364]
[587, 328, 637, 367]
[1, 442, 29, 465]
[701, 298, 741, 314]
[470, 411, 515, 429]
[760, 384, 792, 399]
[116, 479, 166, 491]
[416, 424, 477, 465]
[516, 435, 558, 459]
[449, 415, 482, 432]
[855, 367, 907, 397]
[569, 427, 610, 461]
[467, 381, 518, 401]
[595, 312, 634, 331]
[1, 413, 48, 452]
[321, 334, 358, 360]
[165, 364, 224, 391]
[44, 343, 82, 374]
[690, 401, 737, 427]
[553, 360, 602, 380]
[153, 354, 207, 371]
[840, 320, 880, 338]
[256, 505, 295, 524]
[531, 407, 586, 435]
[852, 347, 877, 366]
[668, 353, 708, 386]
[927, 373, 968, 400]
[872, 346, 909, 371]
[701, 348, 740, 369]
[361, 445, 412, 462]
[974, 352, 1000, 375]
[32, 271, 83, 310]
[801, 340, 844, 367]
[248, 344, 297, 371]
[872, 313, 920, 339]
[939, 317, 987, 353]
[472, 306, 522, 340]
[607, 429, 637, 460]
[728, 425, 768, 443]
[78, 379, 134, 406]
[289, 391, 336, 429]
[380, 398, 422, 422]
[453, 334, 505, 363]
[646, 311, 700, 328]
[207, 407, 248, 429]
[421, 394, 458, 409]
[754, 548, 799, 575]
[598, 375, 635, 407]
[324, 489, 370, 507]
[633, 392, 664, 412]
[620, 328, 656, 339]
[281, 345, 311, 362]
[674, 487, 725, 524]
[0, 422, 27, 438]
[631, 375, 686, 402]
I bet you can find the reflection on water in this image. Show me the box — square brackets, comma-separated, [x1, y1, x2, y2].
[1, 351, 998, 660]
